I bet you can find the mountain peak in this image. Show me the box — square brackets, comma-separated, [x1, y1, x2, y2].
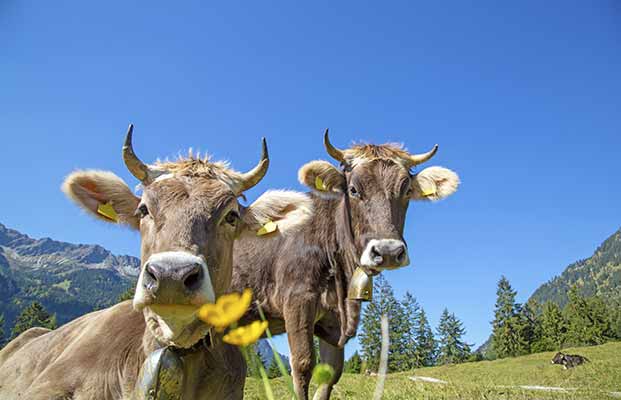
[0, 222, 139, 330]
[0, 222, 140, 276]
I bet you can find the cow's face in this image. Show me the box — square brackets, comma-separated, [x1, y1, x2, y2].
[299, 131, 459, 275]
[63, 126, 312, 348]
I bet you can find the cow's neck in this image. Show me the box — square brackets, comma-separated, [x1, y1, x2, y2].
[332, 194, 358, 281]
[323, 195, 364, 346]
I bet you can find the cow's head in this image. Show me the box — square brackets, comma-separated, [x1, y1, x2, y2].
[63, 125, 312, 348]
[299, 130, 459, 275]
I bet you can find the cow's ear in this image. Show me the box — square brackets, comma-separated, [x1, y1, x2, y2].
[298, 160, 346, 194]
[242, 190, 313, 236]
[410, 166, 460, 201]
[62, 170, 141, 229]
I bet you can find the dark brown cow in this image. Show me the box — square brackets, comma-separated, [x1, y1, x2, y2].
[551, 352, 589, 369]
[232, 131, 460, 399]
[0, 125, 312, 400]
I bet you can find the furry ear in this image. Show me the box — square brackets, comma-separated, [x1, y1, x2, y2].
[62, 170, 141, 229]
[298, 160, 346, 194]
[411, 166, 460, 201]
[242, 190, 313, 236]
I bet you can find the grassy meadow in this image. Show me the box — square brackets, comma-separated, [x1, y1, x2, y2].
[244, 341, 621, 399]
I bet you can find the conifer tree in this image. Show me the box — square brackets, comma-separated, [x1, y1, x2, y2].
[11, 302, 57, 339]
[359, 275, 409, 372]
[491, 276, 528, 358]
[564, 286, 612, 346]
[436, 308, 471, 365]
[516, 300, 540, 354]
[267, 360, 282, 379]
[400, 292, 421, 370]
[610, 299, 621, 340]
[344, 351, 362, 373]
[413, 308, 437, 367]
[359, 293, 382, 373]
[533, 301, 566, 352]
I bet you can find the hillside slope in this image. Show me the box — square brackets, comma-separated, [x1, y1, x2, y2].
[477, 228, 621, 355]
[529, 228, 621, 308]
[0, 223, 138, 330]
[246, 341, 621, 399]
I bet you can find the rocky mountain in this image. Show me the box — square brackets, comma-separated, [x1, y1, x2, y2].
[256, 339, 290, 369]
[0, 222, 139, 331]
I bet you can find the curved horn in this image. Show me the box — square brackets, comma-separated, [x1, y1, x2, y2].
[408, 144, 439, 167]
[122, 124, 161, 184]
[237, 138, 269, 193]
[323, 129, 346, 164]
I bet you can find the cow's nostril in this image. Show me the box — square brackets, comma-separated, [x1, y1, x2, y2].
[183, 266, 203, 291]
[145, 264, 159, 283]
[371, 246, 381, 259]
[395, 247, 406, 262]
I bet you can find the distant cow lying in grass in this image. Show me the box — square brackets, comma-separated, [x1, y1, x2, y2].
[0, 126, 311, 400]
[551, 352, 590, 369]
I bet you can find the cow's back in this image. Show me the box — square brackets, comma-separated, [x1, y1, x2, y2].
[0, 301, 146, 400]
[0, 326, 51, 366]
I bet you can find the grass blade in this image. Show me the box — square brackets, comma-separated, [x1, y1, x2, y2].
[257, 303, 297, 399]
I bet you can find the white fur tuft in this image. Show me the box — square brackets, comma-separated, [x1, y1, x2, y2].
[245, 190, 314, 235]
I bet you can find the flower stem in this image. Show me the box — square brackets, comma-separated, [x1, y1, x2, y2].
[256, 303, 297, 399]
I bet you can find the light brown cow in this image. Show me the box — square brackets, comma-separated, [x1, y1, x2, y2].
[0, 125, 312, 400]
[232, 131, 460, 399]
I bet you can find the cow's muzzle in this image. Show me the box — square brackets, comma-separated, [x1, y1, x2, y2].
[134, 251, 215, 309]
[360, 239, 409, 271]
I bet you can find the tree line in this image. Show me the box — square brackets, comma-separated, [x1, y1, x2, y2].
[490, 275, 621, 359]
[3, 276, 619, 371]
[0, 301, 57, 349]
[350, 276, 472, 373]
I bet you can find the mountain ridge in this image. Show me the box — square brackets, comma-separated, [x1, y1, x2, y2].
[477, 226, 621, 355]
[528, 227, 621, 308]
[0, 222, 138, 331]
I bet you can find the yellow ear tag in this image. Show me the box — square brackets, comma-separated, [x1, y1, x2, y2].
[421, 187, 436, 197]
[315, 176, 327, 191]
[256, 220, 278, 236]
[420, 184, 437, 197]
[97, 202, 118, 222]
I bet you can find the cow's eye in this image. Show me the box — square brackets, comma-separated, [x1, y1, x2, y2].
[224, 210, 240, 226]
[400, 179, 413, 198]
[136, 204, 149, 218]
[349, 185, 360, 198]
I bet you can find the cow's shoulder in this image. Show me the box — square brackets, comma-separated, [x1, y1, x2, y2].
[0, 301, 146, 400]
[0, 327, 51, 366]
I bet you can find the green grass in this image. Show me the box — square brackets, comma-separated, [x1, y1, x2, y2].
[244, 341, 621, 399]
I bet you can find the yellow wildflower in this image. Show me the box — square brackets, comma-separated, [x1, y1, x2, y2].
[197, 288, 252, 331]
[223, 320, 268, 347]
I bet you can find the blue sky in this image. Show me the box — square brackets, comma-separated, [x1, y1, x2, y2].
[1, 1, 620, 357]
